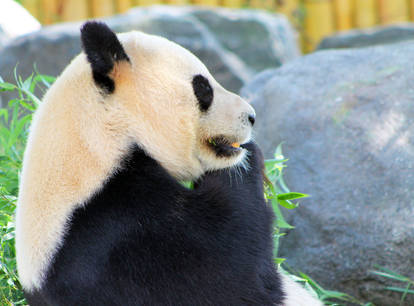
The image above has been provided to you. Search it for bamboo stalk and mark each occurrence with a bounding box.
[249,0,275,10]
[61,0,89,21]
[164,0,188,5]
[134,0,160,6]
[410,0,414,21]
[192,0,219,6]
[354,0,377,28]
[378,0,408,24]
[221,0,243,8]
[275,0,299,19]
[90,0,115,17]
[40,0,59,24]
[333,0,353,31]
[303,0,334,52]
[117,0,132,13]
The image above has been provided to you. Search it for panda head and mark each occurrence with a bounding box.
[79,21,255,180]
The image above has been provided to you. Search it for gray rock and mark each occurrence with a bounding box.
[239,68,277,101]
[318,23,414,50]
[191,9,299,72]
[245,42,414,305]
[0,6,299,107]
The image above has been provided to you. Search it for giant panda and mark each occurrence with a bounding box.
[15,21,322,306]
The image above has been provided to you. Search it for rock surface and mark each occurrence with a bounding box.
[0,5,299,107]
[318,23,414,50]
[243,42,414,305]
[239,68,277,101]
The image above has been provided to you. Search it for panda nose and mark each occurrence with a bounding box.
[248,113,256,126]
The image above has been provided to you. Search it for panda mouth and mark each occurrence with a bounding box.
[207,136,244,157]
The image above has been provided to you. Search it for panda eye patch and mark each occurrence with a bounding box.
[192,75,213,112]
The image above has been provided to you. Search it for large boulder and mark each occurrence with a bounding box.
[318,23,414,50]
[242,42,414,305]
[239,68,278,101]
[0,5,299,107]
[190,9,298,72]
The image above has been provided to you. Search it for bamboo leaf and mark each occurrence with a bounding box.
[271,198,294,229]
[277,192,309,201]
[0,83,15,92]
[277,199,297,210]
[385,286,414,294]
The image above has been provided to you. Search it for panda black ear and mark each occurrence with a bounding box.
[80,21,130,94]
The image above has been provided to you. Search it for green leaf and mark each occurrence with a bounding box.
[385,286,414,294]
[274,258,285,265]
[33,73,55,89]
[274,142,284,158]
[0,109,8,123]
[8,115,31,148]
[271,198,294,229]
[264,158,287,166]
[371,267,412,283]
[21,74,34,93]
[277,192,309,201]
[179,181,194,189]
[0,83,15,92]
[277,199,297,210]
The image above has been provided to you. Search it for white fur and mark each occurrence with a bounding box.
[281,273,323,306]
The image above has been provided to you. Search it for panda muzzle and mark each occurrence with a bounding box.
[208,137,244,157]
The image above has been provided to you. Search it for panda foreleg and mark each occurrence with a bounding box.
[194,143,323,306]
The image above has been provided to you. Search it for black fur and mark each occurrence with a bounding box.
[25,143,284,306]
[80,21,129,94]
[192,75,214,112]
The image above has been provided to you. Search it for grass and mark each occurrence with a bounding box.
[263,145,373,306]
[0,71,54,305]
[0,71,393,305]
[371,266,414,306]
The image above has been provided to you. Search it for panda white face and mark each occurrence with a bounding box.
[193,74,255,173]
[104,28,256,180]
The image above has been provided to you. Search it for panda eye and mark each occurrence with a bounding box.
[192,75,213,112]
